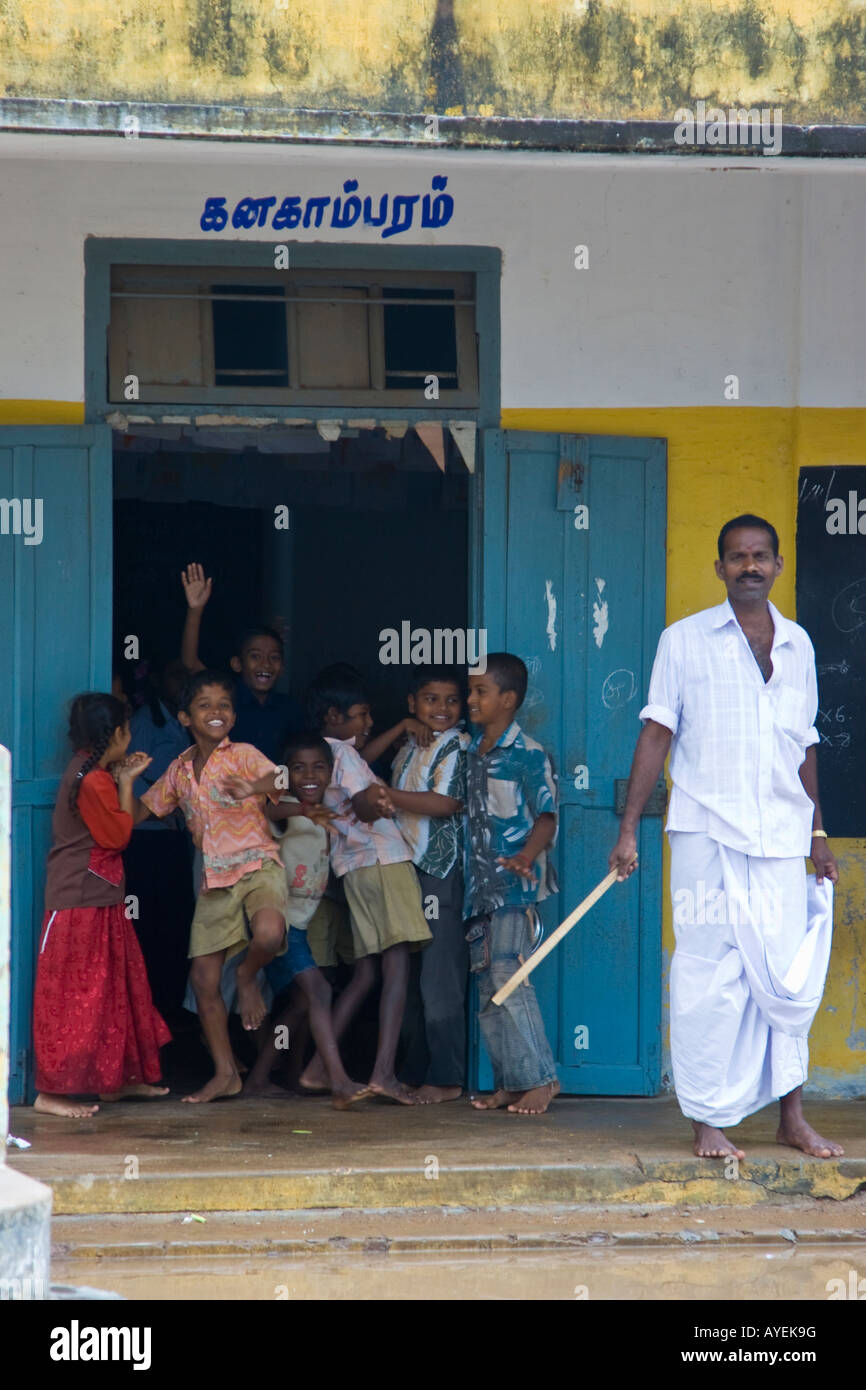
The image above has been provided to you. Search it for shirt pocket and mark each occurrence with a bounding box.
[486,776,520,820]
[775,685,809,740]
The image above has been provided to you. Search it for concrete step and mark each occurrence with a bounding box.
[9,1095,865,1215]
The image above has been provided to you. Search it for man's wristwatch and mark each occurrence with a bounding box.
[811,830,828,838]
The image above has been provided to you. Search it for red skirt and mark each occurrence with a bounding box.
[33,904,172,1094]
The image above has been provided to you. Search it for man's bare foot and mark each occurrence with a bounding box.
[507,1080,560,1115]
[414,1085,463,1104]
[692,1121,745,1159]
[34,1093,99,1118]
[182,1071,243,1103]
[368,1077,419,1105]
[777,1120,844,1158]
[235,973,267,1032]
[470,1089,522,1110]
[99,1084,169,1101]
[331,1083,375,1111]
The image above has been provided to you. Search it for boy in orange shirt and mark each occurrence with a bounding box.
[135,669,318,1103]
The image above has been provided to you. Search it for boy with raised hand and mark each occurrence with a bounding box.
[180,562,303,763]
[464,653,561,1117]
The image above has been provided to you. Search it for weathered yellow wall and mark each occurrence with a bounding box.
[502,406,866,1091]
[1,0,863,123]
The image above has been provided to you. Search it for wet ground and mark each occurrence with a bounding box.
[50,1195,866,1299]
[49,1243,866,1301]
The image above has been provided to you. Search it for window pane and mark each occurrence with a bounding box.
[383,287,457,391]
[212,285,288,388]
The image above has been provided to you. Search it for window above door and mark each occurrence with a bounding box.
[108,265,479,409]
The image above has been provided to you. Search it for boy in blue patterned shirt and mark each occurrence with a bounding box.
[464,653,560,1116]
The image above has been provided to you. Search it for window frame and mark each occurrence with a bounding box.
[91,242,499,421]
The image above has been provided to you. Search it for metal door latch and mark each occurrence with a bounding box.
[614,778,668,816]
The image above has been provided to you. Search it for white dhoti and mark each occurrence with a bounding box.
[668,830,833,1128]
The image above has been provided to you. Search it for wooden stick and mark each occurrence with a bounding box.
[491,865,627,1006]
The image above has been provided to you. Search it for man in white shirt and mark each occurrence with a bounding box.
[609,515,843,1161]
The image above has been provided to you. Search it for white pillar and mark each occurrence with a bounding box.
[0,745,52,1298]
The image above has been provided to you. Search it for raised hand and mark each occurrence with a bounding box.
[181,563,213,610]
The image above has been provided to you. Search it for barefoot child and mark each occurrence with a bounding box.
[375,669,469,1103]
[179,563,303,762]
[296,666,432,1104]
[134,670,290,1103]
[33,693,171,1117]
[465,654,561,1117]
[244,733,372,1109]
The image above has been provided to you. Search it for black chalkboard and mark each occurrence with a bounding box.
[796,468,866,836]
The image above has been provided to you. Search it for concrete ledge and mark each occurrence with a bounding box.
[40,1157,866,1215]
[9,1095,864,1216]
[0,1163,52,1284]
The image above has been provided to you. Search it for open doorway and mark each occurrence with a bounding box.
[112,423,470,1090]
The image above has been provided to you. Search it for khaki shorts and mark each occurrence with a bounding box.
[306,897,355,969]
[189,859,288,961]
[342,861,432,960]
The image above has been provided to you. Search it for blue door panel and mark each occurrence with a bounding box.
[1,427,113,1104]
[474,429,666,1096]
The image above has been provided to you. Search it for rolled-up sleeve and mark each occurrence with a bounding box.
[638,627,682,734]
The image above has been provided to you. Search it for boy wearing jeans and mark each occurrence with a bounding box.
[464,653,560,1116]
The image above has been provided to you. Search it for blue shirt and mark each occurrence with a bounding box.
[229,681,304,764]
[130,700,192,832]
[463,720,558,917]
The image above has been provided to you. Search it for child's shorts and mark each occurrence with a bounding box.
[189,859,288,960]
[342,861,432,959]
[264,926,317,995]
[306,897,355,969]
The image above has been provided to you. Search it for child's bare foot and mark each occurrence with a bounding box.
[34,1093,99,1118]
[242,1076,292,1098]
[368,1077,419,1105]
[470,1089,522,1110]
[414,1085,462,1104]
[182,1071,243,1103]
[235,973,267,1032]
[331,1082,375,1111]
[776,1119,844,1158]
[99,1084,169,1101]
[299,1059,330,1092]
[507,1080,560,1114]
[692,1121,745,1159]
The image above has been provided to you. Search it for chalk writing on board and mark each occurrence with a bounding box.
[831,576,866,633]
[199,177,454,240]
[602,669,637,710]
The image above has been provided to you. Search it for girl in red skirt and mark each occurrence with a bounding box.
[33,692,172,1117]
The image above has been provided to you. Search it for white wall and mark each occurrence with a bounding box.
[0,134,864,409]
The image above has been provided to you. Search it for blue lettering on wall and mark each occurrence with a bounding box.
[199,178,453,238]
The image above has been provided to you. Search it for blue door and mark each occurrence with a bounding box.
[0,427,113,1104]
[473,430,667,1095]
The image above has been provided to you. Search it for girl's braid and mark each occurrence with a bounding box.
[69,726,114,814]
